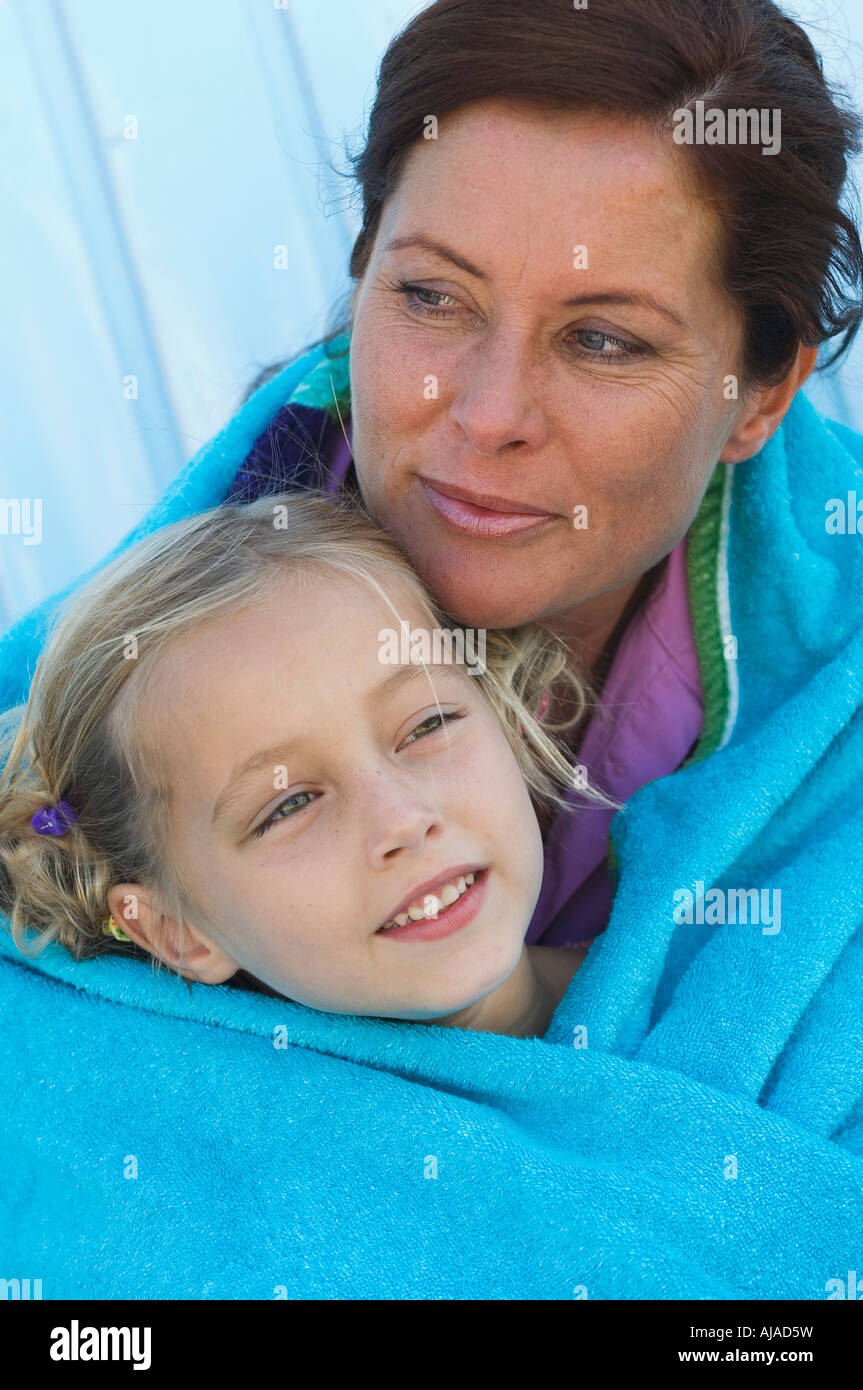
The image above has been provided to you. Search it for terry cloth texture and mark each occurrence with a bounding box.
[0,333,861,1298]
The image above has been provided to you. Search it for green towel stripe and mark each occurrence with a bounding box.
[608,464,730,886]
[684,464,731,765]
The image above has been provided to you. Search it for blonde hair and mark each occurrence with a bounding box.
[0,492,612,964]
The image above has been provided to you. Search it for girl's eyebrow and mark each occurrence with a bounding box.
[212,743,302,826]
[211,666,443,825]
[384,232,687,327]
[377,662,440,697]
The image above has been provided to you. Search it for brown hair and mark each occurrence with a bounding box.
[259,0,861,397]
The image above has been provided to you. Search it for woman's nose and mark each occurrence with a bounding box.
[450,328,547,456]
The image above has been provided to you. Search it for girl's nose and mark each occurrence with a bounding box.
[364,779,445,869]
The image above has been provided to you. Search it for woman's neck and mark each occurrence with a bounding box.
[552,561,666,684]
[540,560,668,754]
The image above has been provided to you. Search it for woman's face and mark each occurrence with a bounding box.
[133,572,543,1020]
[348,100,750,634]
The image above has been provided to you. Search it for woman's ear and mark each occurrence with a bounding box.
[106,884,239,984]
[719,343,819,464]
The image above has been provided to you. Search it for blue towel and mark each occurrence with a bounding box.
[1,341,862,1299]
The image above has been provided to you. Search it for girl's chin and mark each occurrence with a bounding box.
[400,958,525,1022]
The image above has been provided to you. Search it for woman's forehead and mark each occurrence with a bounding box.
[394,99,693,200]
[383,102,723,305]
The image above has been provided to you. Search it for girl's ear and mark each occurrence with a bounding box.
[106,884,239,984]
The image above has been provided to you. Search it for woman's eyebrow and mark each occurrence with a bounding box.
[384,234,686,327]
[561,290,686,328]
[385,233,485,278]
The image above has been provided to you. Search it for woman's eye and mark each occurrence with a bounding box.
[396,281,645,359]
[253,791,315,838]
[398,282,462,319]
[398,710,465,749]
[570,328,644,360]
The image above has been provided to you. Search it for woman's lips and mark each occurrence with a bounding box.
[420,479,559,539]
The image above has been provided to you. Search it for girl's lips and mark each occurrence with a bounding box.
[420,480,558,539]
[375,868,489,942]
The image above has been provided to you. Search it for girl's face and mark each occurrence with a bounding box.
[139,572,544,1020]
[348,99,751,636]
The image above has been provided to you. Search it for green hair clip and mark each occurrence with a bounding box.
[102,914,131,943]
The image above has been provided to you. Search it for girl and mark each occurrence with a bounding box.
[0,493,612,1039]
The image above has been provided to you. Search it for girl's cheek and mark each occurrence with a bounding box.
[469,725,533,810]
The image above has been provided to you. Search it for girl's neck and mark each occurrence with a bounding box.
[427,943,585,1039]
[235,945,584,1039]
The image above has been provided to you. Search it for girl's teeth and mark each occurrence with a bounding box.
[382,872,481,930]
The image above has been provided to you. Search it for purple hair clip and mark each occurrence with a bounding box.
[30,800,77,837]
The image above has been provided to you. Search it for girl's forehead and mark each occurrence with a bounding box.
[141,585,476,813]
[142,569,439,703]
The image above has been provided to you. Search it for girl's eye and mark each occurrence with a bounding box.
[253,790,316,838]
[569,328,645,360]
[398,710,465,749]
[397,282,463,319]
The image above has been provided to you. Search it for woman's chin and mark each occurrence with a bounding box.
[407,553,551,630]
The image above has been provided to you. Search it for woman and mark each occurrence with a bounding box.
[1,0,862,1300]
[229,0,862,954]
